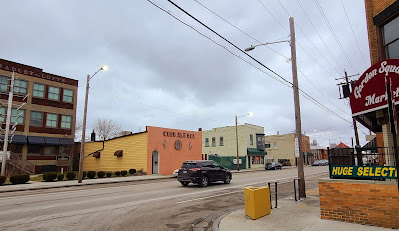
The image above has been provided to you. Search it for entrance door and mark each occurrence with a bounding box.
[152,151,159,174]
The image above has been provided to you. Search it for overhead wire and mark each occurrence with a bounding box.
[313,0,359,74]
[256,0,338,80]
[149,0,352,124]
[340,0,369,68]
[276,0,343,76]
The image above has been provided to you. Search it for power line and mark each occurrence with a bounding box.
[340,0,369,68]
[313,0,359,74]
[276,0,342,76]
[256,0,338,79]
[148,0,352,124]
[295,0,345,72]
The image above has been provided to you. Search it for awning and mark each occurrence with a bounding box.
[45,137,61,145]
[0,135,27,144]
[60,138,75,145]
[27,136,46,145]
[247,148,267,156]
[12,135,27,144]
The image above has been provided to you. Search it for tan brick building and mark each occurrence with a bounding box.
[0,58,77,173]
[202,124,265,169]
[265,132,311,166]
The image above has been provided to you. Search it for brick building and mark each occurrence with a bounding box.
[0,58,77,174]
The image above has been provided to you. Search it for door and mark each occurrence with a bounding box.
[212,162,224,181]
[152,151,159,174]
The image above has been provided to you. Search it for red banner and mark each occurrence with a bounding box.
[350,59,399,116]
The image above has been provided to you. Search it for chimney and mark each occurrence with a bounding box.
[198,128,202,131]
[91,130,96,142]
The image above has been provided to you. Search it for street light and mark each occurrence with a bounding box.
[77,65,108,183]
[235,112,253,171]
[244,17,306,198]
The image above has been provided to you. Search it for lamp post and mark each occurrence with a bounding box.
[235,112,253,171]
[245,17,305,198]
[78,65,108,183]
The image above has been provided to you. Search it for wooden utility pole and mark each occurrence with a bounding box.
[235,115,240,171]
[290,17,306,198]
[344,71,362,166]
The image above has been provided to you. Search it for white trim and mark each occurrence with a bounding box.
[352,104,388,117]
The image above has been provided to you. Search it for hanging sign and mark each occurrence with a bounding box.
[350,59,399,116]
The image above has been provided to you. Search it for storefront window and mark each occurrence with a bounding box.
[251,156,264,164]
[28,145,41,155]
[44,146,57,156]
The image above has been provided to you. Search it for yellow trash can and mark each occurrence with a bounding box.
[244,186,271,220]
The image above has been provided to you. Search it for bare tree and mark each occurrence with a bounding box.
[92,118,122,141]
[74,120,83,141]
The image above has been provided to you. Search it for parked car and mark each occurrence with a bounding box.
[173,169,179,177]
[177,160,232,187]
[312,160,321,166]
[265,162,282,170]
[319,159,329,166]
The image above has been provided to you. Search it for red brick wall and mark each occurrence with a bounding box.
[364,0,397,65]
[319,179,399,229]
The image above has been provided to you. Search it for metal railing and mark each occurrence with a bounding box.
[328,147,397,180]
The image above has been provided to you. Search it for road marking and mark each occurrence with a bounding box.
[177,191,237,204]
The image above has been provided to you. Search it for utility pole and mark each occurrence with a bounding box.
[235,115,240,171]
[1,72,15,176]
[290,17,306,198]
[344,71,362,166]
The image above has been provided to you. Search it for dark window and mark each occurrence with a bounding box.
[383,16,399,58]
[265,143,271,148]
[181,163,198,169]
[28,145,41,154]
[250,134,254,145]
[44,146,57,156]
[212,137,216,147]
[220,136,224,146]
[30,111,43,126]
[205,138,209,147]
[114,150,123,157]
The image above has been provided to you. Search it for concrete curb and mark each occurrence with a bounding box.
[212,206,244,231]
[0,176,175,193]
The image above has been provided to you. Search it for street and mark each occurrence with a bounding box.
[0,166,329,231]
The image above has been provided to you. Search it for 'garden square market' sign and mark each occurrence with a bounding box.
[350,59,399,116]
[331,166,397,179]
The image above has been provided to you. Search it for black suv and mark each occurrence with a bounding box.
[177,160,232,187]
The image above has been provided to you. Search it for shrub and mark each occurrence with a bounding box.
[66,172,76,180]
[97,171,105,178]
[106,172,112,177]
[129,169,136,175]
[10,174,30,184]
[43,172,58,182]
[83,171,87,179]
[57,174,64,181]
[115,171,121,176]
[87,171,96,179]
[0,176,6,186]
[121,170,127,176]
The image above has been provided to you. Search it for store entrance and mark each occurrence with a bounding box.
[152,151,159,174]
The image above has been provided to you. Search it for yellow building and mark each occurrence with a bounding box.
[83,132,148,172]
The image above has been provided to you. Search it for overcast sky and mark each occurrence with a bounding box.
[0,0,371,147]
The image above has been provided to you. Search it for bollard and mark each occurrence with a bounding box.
[293,178,301,201]
[268,182,278,209]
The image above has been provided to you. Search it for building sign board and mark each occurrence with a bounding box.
[233,159,242,165]
[331,165,397,179]
[163,130,195,139]
[294,137,299,158]
[56,156,70,166]
[350,59,399,116]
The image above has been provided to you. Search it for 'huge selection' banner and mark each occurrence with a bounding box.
[331,166,397,179]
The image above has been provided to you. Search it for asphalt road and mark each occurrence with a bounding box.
[0,166,329,231]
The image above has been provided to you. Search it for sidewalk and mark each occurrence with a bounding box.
[0,174,174,193]
[216,189,392,231]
